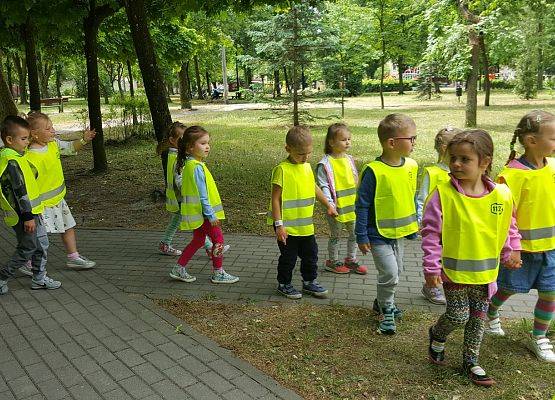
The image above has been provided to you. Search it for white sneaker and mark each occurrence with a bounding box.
[485,317,505,336]
[0,279,8,295]
[169,265,196,283]
[527,336,555,363]
[67,255,96,269]
[19,261,33,277]
[31,276,61,290]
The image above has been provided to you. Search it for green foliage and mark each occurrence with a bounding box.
[489,79,515,89]
[363,78,416,93]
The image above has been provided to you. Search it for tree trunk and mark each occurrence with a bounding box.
[274,70,280,98]
[479,32,490,107]
[283,67,290,94]
[0,56,18,119]
[6,56,14,98]
[301,65,305,91]
[55,64,62,98]
[194,56,203,99]
[178,62,192,109]
[397,57,404,95]
[465,28,479,127]
[234,50,240,99]
[205,71,211,94]
[21,17,41,111]
[126,59,138,125]
[84,2,111,172]
[13,55,28,105]
[537,20,544,90]
[37,51,51,98]
[116,62,124,95]
[292,64,299,126]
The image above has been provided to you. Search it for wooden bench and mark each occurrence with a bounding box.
[40,97,69,113]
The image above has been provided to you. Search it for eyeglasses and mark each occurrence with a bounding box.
[393,135,417,144]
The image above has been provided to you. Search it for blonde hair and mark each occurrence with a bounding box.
[434,126,461,162]
[324,123,349,154]
[286,125,312,149]
[156,121,186,155]
[377,114,415,143]
[507,110,555,163]
[26,111,50,130]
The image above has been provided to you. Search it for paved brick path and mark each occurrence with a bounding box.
[1,224,538,400]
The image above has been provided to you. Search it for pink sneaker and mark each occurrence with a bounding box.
[344,258,368,275]
[159,242,182,256]
[324,260,350,274]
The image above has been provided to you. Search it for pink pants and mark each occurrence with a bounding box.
[177,219,224,270]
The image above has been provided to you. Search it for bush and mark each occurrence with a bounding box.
[105,95,152,142]
[490,79,516,90]
[362,78,417,93]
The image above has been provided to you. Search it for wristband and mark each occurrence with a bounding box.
[80,138,87,145]
[274,220,284,227]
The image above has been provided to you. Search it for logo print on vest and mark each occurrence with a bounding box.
[490,203,504,215]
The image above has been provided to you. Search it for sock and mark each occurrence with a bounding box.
[487,288,514,319]
[533,291,555,337]
[67,252,80,260]
[431,340,445,353]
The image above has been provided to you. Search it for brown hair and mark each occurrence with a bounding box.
[26,111,50,130]
[434,126,461,162]
[324,123,350,154]
[377,113,415,143]
[176,125,209,173]
[285,125,312,148]
[156,121,186,155]
[448,129,494,176]
[507,110,555,163]
[1,115,30,143]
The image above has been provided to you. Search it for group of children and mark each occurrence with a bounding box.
[1,108,554,388]
[0,113,96,295]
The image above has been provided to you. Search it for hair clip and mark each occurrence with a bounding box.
[536,114,542,123]
[445,125,453,131]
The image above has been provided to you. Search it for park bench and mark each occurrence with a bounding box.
[40,97,69,113]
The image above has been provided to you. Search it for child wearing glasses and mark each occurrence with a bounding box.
[355,113,419,335]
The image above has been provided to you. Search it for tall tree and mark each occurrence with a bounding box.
[0,53,18,118]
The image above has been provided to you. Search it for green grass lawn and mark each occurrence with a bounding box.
[52,91,555,232]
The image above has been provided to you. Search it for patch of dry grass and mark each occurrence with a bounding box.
[157,298,555,400]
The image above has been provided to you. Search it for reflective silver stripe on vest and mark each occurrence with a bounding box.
[39,182,66,202]
[283,217,313,227]
[3,209,18,218]
[336,187,356,198]
[519,226,555,241]
[283,198,315,209]
[337,204,355,215]
[181,214,204,224]
[183,195,200,204]
[166,198,179,207]
[212,204,224,213]
[443,257,498,272]
[379,214,417,229]
[29,196,42,208]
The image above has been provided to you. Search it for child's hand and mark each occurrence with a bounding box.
[210,218,221,227]
[504,250,522,269]
[425,275,442,288]
[327,205,338,217]
[276,226,287,245]
[83,128,96,142]
[358,242,371,255]
[23,219,36,234]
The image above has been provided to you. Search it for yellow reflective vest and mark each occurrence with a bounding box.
[364,158,418,239]
[180,158,224,231]
[497,157,555,252]
[165,149,180,213]
[0,148,44,226]
[423,165,450,196]
[268,160,315,236]
[25,141,66,207]
[330,156,357,223]
[438,181,513,284]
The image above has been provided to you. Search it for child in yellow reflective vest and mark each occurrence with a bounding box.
[269,126,337,300]
[486,110,555,363]
[422,129,521,386]
[417,126,461,305]
[0,116,61,294]
[316,123,367,275]
[169,126,238,284]
[22,112,96,272]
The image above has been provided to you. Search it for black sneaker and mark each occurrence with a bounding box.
[302,280,328,298]
[276,284,302,300]
[428,326,446,365]
[463,362,495,387]
[373,298,403,319]
[377,307,396,335]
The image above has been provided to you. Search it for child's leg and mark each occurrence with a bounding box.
[431,283,470,341]
[533,291,555,337]
[345,221,357,260]
[61,228,78,254]
[370,242,401,309]
[463,285,489,366]
[177,222,209,267]
[160,213,180,245]
[298,235,318,282]
[30,217,49,282]
[277,236,300,285]
[487,288,515,318]
[326,214,340,262]
[204,223,224,270]
[0,220,39,281]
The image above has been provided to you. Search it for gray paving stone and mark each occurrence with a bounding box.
[99,335,129,353]
[231,375,269,398]
[36,378,69,400]
[71,354,101,375]
[184,382,220,400]
[102,388,133,400]
[127,337,157,356]
[222,388,254,400]
[131,363,166,385]
[115,348,146,368]
[197,370,234,394]
[59,341,87,360]
[87,346,117,365]
[7,374,40,399]
[68,382,103,400]
[25,361,56,384]
[151,379,190,400]
[42,351,71,369]
[0,390,15,400]
[102,359,134,382]
[13,347,41,366]
[74,333,102,350]
[54,365,86,388]
[85,369,119,394]
[162,365,196,388]
[118,376,156,399]
[0,360,26,381]
[143,352,176,371]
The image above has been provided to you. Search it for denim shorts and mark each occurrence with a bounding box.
[497,250,555,293]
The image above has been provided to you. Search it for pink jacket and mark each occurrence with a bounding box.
[421,175,521,298]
